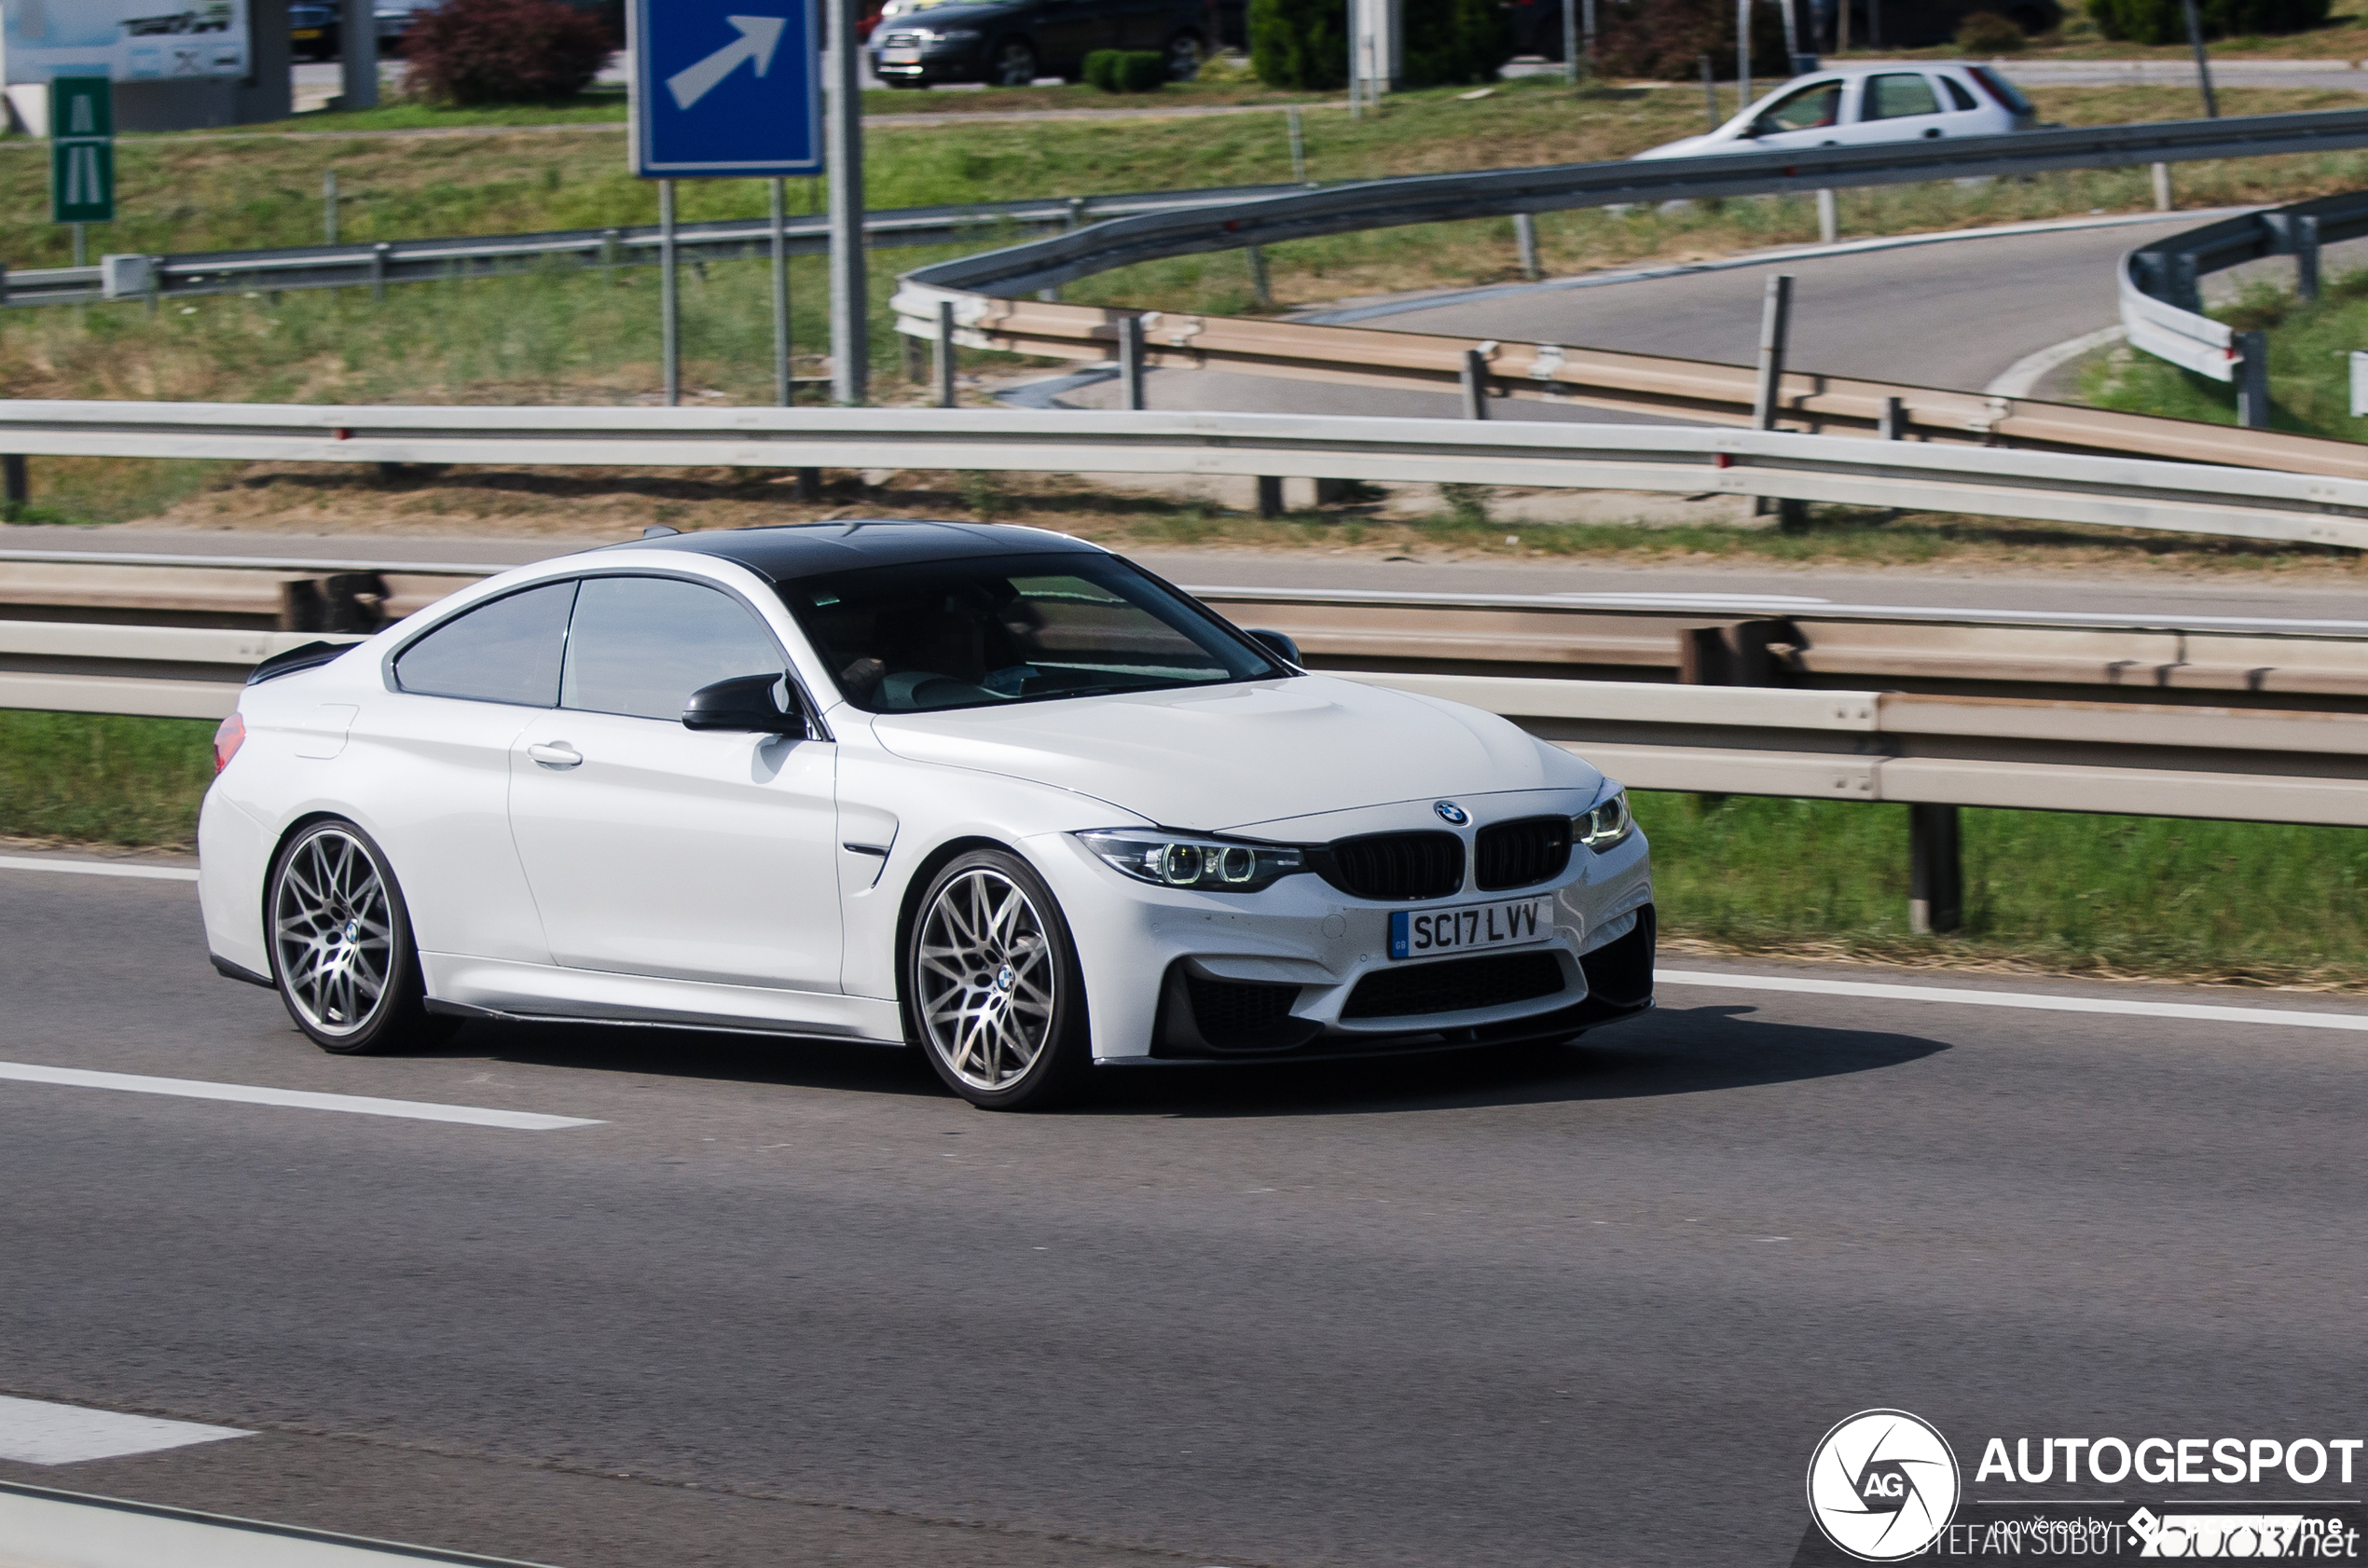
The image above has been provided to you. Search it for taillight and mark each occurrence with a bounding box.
[213,711,246,774]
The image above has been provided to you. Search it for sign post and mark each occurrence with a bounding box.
[51,77,116,268]
[627,0,824,406]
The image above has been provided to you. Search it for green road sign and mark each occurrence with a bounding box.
[51,77,116,225]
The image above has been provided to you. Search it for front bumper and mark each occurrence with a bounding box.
[1031,814,1655,1064]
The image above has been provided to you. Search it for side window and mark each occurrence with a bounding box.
[393,581,576,707]
[1863,73,1942,121]
[1756,80,1842,133]
[1942,76,1978,111]
[561,576,784,722]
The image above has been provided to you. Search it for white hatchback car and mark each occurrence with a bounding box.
[199,523,1656,1109]
[1634,62,2038,160]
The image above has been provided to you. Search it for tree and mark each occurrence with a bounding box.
[405,0,615,106]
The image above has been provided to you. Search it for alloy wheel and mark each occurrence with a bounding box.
[272,827,394,1038]
[914,867,1057,1092]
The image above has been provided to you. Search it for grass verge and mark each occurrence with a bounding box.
[8,710,2362,988]
[2087,268,2368,438]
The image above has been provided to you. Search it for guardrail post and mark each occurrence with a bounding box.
[934,299,957,407]
[2236,329,2271,428]
[323,170,339,246]
[1256,476,1284,517]
[1909,803,1962,935]
[370,242,390,304]
[797,468,822,502]
[1879,395,1906,440]
[1515,213,1539,282]
[2,454,27,520]
[1461,349,1491,420]
[1752,273,1793,432]
[2151,162,2172,212]
[1700,52,1717,130]
[600,228,620,283]
[1815,188,1837,245]
[1119,314,1147,410]
[1246,245,1273,309]
[2296,213,2321,303]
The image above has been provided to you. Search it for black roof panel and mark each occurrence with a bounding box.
[613,521,1104,581]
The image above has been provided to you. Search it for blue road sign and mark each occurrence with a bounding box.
[629,0,822,178]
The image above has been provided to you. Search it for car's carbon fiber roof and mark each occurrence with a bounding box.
[613,521,1104,581]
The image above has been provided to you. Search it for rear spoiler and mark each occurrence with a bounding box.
[246,640,355,686]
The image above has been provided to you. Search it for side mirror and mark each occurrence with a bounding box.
[1246,628,1303,668]
[683,673,808,736]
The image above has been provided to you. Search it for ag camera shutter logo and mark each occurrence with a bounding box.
[1807,1409,1962,1561]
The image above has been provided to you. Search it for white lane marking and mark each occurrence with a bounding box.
[1659,969,2368,1033]
[0,1396,252,1465]
[0,1062,602,1130]
[0,855,200,883]
[1984,323,2127,398]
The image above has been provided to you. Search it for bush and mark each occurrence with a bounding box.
[1401,0,1513,86]
[1592,0,1790,85]
[1084,48,1168,90]
[1956,10,2027,49]
[404,0,614,106]
[1250,0,1347,89]
[1250,0,1505,89]
[2086,0,2330,42]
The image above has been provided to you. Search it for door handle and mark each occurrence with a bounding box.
[528,741,583,769]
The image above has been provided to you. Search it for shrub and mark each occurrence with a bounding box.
[1401,0,1513,86]
[404,0,614,106]
[1592,0,1790,85]
[2086,0,2330,42]
[1250,0,1505,89]
[1250,0,1347,89]
[1955,10,2027,49]
[1085,48,1168,90]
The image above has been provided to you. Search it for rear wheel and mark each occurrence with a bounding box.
[267,819,446,1055]
[905,850,1089,1109]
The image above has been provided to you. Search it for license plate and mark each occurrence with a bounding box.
[1389,898,1550,960]
[882,47,921,62]
[294,26,322,35]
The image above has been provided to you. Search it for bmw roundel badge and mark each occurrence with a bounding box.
[1434,800,1469,825]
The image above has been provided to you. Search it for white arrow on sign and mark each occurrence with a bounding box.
[666,15,790,111]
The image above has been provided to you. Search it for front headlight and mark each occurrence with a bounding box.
[1077,829,1305,893]
[1576,790,1632,851]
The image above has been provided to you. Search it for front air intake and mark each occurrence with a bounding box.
[1317,831,1465,901]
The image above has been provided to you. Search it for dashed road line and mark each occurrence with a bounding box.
[0,1063,602,1130]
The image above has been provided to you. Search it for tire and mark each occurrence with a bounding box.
[267,818,446,1055]
[1164,30,1203,80]
[989,38,1038,86]
[903,849,1090,1109]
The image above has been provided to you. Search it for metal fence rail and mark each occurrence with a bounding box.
[5,400,2368,549]
[2120,187,2368,382]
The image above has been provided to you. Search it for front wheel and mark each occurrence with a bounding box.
[989,38,1038,86]
[905,849,1089,1109]
[268,819,445,1055]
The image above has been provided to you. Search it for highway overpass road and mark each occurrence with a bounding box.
[6,861,2368,1566]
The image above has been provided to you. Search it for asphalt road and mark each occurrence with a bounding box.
[7,861,2368,1566]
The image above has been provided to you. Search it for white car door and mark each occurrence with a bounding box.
[1738,76,1850,152]
[507,572,843,995]
[1846,70,1952,145]
[369,579,577,966]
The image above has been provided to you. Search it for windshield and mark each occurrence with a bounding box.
[778,552,1284,714]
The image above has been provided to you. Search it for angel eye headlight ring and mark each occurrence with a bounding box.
[1577,790,1632,851]
[1078,831,1306,894]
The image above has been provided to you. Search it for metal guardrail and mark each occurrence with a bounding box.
[2120,188,2368,382]
[5,400,2368,549]
[7,593,2364,826]
[0,182,1314,309]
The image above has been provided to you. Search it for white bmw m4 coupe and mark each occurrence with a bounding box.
[200,522,1656,1108]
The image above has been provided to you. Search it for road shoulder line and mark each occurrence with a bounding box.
[1660,968,2368,1030]
[0,1062,602,1130]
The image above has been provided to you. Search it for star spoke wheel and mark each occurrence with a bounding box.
[266,819,444,1055]
[906,851,1085,1109]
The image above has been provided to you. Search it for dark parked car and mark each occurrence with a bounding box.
[290,0,338,61]
[869,0,1214,86]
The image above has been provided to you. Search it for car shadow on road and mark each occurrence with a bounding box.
[404,1002,1945,1115]
[1076,1003,1950,1118]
